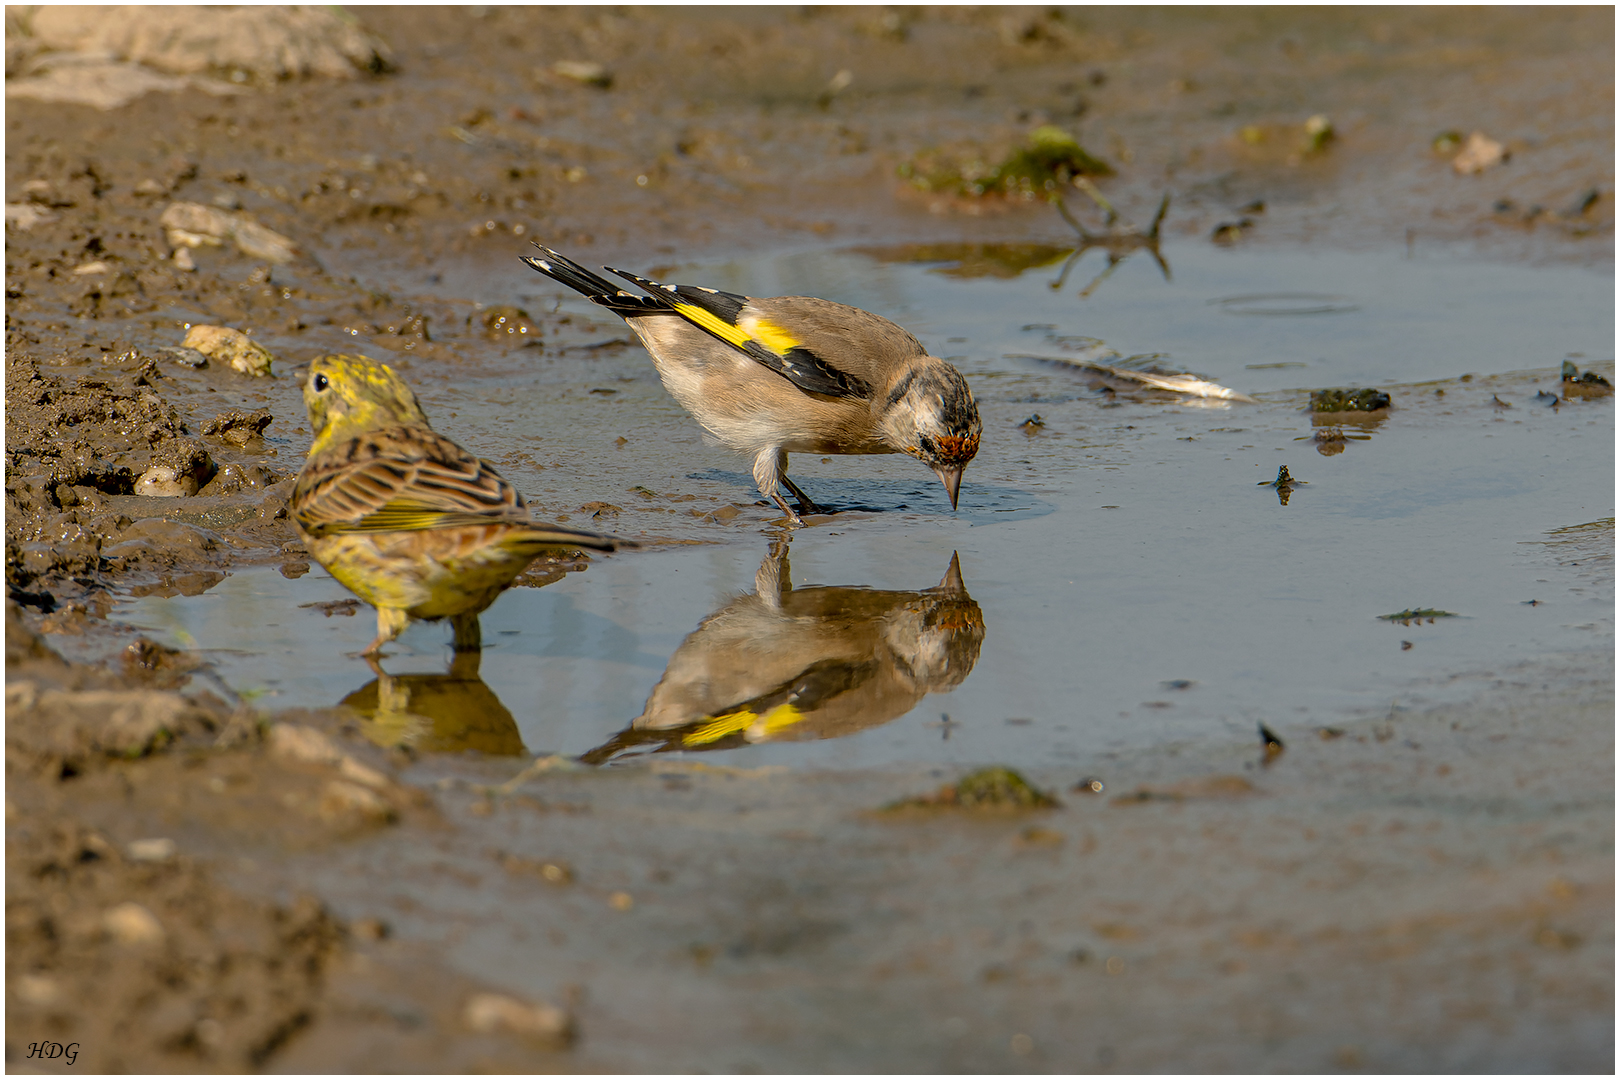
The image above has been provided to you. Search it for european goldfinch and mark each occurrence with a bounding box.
[291,353,622,657]
[521,245,982,522]
[579,541,984,763]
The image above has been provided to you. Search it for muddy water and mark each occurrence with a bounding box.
[119,240,1614,768]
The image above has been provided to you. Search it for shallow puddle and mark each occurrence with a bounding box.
[120,241,1614,768]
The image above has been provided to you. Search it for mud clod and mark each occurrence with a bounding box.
[201,407,274,445]
[1560,360,1613,397]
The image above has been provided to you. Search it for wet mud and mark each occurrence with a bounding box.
[5,6,1614,1072]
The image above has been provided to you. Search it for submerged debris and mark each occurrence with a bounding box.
[1259,465,1304,506]
[1259,723,1285,765]
[1311,388,1391,413]
[1024,352,1254,403]
[1018,414,1045,430]
[1378,608,1458,626]
[1211,218,1255,244]
[1297,424,1373,456]
[1050,179,1171,297]
[301,599,361,618]
[885,766,1059,812]
[1259,465,1304,489]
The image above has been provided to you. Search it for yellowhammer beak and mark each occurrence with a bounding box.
[934,465,963,511]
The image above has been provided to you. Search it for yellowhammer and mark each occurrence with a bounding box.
[290,353,624,657]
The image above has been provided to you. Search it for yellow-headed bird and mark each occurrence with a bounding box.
[291,353,622,657]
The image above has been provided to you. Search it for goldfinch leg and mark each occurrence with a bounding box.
[450,612,483,653]
[753,447,801,523]
[779,474,824,516]
[362,606,412,658]
[768,491,805,527]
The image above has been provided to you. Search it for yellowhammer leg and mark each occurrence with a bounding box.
[363,606,412,657]
[450,612,482,653]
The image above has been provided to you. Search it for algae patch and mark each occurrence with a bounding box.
[1310,388,1391,412]
[900,125,1111,200]
[884,766,1060,812]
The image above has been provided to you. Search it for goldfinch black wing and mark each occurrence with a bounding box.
[605,267,874,399]
[293,425,525,537]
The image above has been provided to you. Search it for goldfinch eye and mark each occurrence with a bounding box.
[312,373,329,392]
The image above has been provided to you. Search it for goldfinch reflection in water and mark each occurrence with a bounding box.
[580,542,985,764]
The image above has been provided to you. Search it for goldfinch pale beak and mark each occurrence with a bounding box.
[934,466,963,510]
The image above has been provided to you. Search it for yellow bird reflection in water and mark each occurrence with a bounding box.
[339,652,526,756]
[581,540,985,764]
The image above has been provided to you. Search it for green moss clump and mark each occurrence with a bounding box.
[991,126,1113,192]
[885,766,1059,812]
[955,766,1058,808]
[1310,388,1391,412]
[900,126,1111,200]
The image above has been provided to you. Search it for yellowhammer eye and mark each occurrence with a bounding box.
[313,373,329,392]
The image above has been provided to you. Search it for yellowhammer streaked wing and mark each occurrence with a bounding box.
[293,425,525,537]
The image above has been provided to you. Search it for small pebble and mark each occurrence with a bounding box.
[319,780,393,824]
[463,992,574,1045]
[269,723,342,765]
[103,901,165,945]
[182,324,274,376]
[127,837,177,862]
[15,974,58,1005]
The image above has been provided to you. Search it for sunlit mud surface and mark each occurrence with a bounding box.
[8,7,1612,1070]
[120,243,1614,768]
